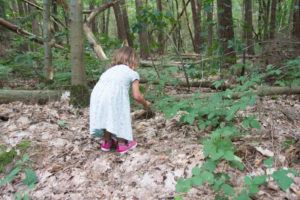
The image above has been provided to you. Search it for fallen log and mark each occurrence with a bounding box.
[174,86,300,100]
[0,90,64,104]
[0,18,67,51]
[1,87,299,104]
[139,78,234,90]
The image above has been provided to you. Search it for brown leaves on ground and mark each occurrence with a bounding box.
[0,95,300,199]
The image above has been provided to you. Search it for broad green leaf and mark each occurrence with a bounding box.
[233,189,251,200]
[250,120,261,129]
[175,178,191,193]
[221,184,234,196]
[0,167,21,187]
[22,169,38,186]
[253,175,267,185]
[174,196,183,200]
[191,176,203,186]
[224,151,235,161]
[263,157,273,168]
[23,194,30,200]
[200,159,217,172]
[192,167,201,176]
[271,169,298,191]
[201,171,215,184]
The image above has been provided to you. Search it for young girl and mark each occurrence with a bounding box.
[90,46,151,154]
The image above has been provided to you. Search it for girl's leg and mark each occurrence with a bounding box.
[104,130,112,142]
[118,138,126,144]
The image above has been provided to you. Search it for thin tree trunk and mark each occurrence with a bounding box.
[156,0,164,54]
[120,0,133,47]
[53,0,59,33]
[292,0,300,39]
[263,0,271,40]
[83,24,108,60]
[269,0,277,39]
[43,0,53,80]
[191,0,203,53]
[217,0,236,67]
[17,1,25,16]
[183,0,196,52]
[89,4,98,34]
[244,0,254,55]
[70,0,87,86]
[113,2,126,42]
[105,7,110,35]
[135,0,150,59]
[207,1,213,55]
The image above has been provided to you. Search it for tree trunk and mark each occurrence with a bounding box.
[217,0,236,67]
[120,0,133,47]
[207,1,213,55]
[191,0,203,53]
[263,0,271,40]
[113,2,126,42]
[183,0,196,52]
[156,0,164,54]
[269,0,277,39]
[135,0,150,59]
[29,0,40,36]
[70,0,87,86]
[89,3,98,34]
[43,0,53,80]
[292,0,300,39]
[83,23,108,60]
[105,7,110,35]
[244,0,254,55]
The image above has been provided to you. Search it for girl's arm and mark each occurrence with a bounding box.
[132,80,151,109]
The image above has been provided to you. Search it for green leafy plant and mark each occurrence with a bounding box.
[0,154,38,200]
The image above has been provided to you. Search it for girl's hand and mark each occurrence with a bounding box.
[144,101,151,110]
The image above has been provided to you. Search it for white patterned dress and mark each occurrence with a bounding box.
[89,64,140,141]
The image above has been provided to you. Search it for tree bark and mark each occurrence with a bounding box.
[183,0,196,51]
[29,0,40,36]
[206,1,213,55]
[89,3,98,34]
[0,90,64,104]
[43,0,53,80]
[174,86,300,100]
[263,0,271,40]
[1,87,300,104]
[135,0,150,59]
[217,0,236,67]
[0,18,67,50]
[120,0,133,47]
[83,23,108,60]
[113,2,127,42]
[156,0,164,54]
[269,0,277,39]
[244,0,254,55]
[292,0,300,39]
[191,0,203,53]
[70,0,87,86]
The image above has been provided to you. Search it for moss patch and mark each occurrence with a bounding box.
[70,84,90,108]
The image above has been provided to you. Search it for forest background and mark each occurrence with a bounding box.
[0,0,300,199]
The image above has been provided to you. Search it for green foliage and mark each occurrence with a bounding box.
[271,169,298,191]
[0,147,17,173]
[0,153,37,200]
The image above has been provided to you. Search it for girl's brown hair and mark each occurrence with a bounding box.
[111,46,139,71]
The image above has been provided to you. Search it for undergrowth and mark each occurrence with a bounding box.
[153,68,299,199]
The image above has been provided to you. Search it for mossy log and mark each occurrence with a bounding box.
[174,86,300,100]
[0,87,299,104]
[0,90,64,104]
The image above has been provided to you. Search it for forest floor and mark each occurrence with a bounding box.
[0,88,300,200]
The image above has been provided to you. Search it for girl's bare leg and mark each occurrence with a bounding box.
[104,130,112,142]
[118,138,126,144]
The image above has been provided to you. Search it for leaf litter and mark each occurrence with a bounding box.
[0,94,299,200]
